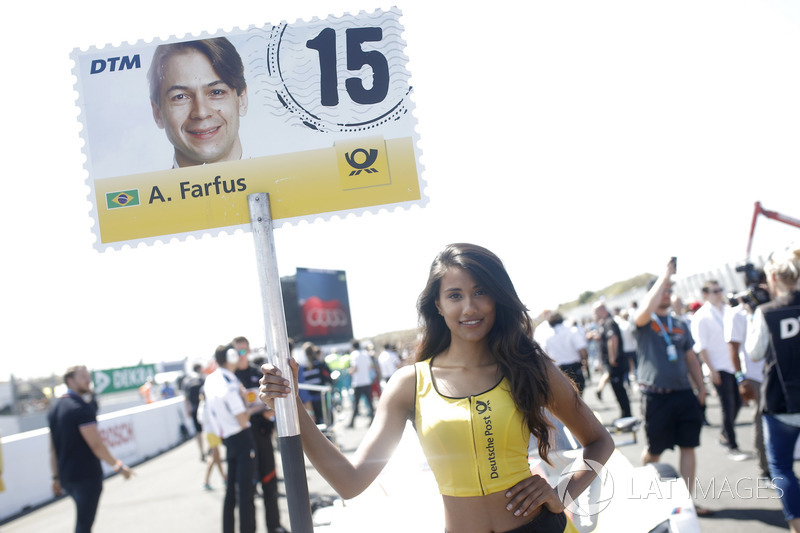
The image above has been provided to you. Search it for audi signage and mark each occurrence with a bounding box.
[282,268,354,345]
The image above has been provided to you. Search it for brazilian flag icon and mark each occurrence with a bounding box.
[106,189,140,209]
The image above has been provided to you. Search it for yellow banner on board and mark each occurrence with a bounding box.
[95,136,419,244]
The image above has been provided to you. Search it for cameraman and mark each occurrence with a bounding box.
[746,245,800,533]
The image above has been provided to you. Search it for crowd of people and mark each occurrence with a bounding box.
[176,336,415,533]
[187,244,798,533]
[177,337,412,533]
[292,339,410,429]
[528,249,800,529]
[44,242,799,533]
[257,243,800,532]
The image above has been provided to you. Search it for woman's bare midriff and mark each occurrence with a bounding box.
[442,491,543,533]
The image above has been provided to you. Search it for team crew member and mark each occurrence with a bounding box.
[204,345,256,533]
[260,243,613,533]
[232,336,286,533]
[48,365,133,533]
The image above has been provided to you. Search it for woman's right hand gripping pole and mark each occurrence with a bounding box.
[258,358,298,409]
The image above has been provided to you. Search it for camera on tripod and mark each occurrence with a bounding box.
[730,262,770,309]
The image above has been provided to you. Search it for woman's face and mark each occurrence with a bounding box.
[435,267,496,345]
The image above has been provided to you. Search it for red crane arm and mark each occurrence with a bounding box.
[746,201,800,259]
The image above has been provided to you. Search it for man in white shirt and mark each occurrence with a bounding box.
[348,340,375,428]
[614,307,638,381]
[378,343,402,383]
[204,344,256,533]
[726,301,769,477]
[691,280,746,460]
[534,312,588,395]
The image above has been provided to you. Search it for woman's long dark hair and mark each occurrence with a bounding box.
[415,243,557,463]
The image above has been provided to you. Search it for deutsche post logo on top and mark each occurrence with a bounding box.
[335,137,391,190]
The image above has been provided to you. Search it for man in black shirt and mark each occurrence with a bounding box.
[593,302,632,420]
[48,365,133,532]
[301,342,333,425]
[183,363,206,461]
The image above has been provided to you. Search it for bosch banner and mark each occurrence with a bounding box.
[72,7,425,251]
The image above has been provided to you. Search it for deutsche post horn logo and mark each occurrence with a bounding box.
[344,148,379,176]
[475,400,492,414]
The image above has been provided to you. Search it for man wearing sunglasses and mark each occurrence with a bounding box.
[232,337,287,533]
[691,280,748,461]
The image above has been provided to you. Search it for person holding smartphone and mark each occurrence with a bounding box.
[633,257,711,515]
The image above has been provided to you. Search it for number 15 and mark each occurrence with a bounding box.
[306,27,390,107]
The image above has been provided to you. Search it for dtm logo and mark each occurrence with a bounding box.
[344,148,379,176]
[90,55,141,74]
[780,316,800,339]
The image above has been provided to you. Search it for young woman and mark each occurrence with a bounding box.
[259,243,614,532]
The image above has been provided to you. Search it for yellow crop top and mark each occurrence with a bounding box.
[414,360,532,497]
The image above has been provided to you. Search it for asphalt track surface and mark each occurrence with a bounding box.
[1,373,792,533]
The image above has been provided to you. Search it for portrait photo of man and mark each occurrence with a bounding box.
[147,37,249,168]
